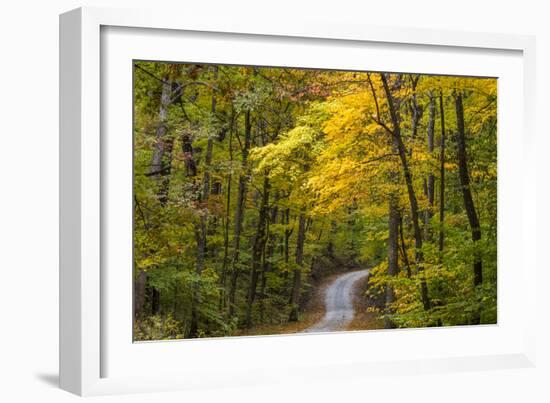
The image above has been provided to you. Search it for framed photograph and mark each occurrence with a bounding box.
[60,6,537,396]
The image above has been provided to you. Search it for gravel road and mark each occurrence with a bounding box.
[304,269,369,333]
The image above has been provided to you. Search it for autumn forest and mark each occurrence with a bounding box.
[133,61,497,340]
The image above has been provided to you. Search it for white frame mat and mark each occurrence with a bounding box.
[60,6,537,396]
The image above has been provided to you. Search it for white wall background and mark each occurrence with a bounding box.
[0,1,547,401]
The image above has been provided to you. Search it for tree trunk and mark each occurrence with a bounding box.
[196,71,218,266]
[134,269,148,319]
[424,93,436,242]
[245,175,270,327]
[284,208,292,265]
[454,92,482,323]
[228,110,252,316]
[385,196,400,329]
[136,74,173,318]
[181,132,197,178]
[183,128,203,338]
[438,92,446,255]
[260,195,279,321]
[399,212,411,278]
[288,213,306,322]
[409,75,422,140]
[202,67,217,202]
[150,74,174,205]
[150,289,160,316]
[380,74,430,311]
[219,117,234,310]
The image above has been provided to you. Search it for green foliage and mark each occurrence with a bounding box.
[134,315,184,341]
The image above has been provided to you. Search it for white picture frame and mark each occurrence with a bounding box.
[60,6,537,396]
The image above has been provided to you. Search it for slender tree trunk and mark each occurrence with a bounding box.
[259,198,278,322]
[134,270,148,319]
[219,174,231,310]
[380,74,430,311]
[409,75,422,140]
[196,71,217,265]
[288,213,306,322]
[228,182,246,315]
[327,220,336,259]
[284,209,292,265]
[219,118,234,310]
[194,68,218,311]
[183,129,203,338]
[424,94,436,242]
[245,175,270,327]
[150,75,174,205]
[385,196,400,329]
[454,92,482,324]
[259,244,268,322]
[133,195,151,319]
[439,92,446,255]
[181,132,197,177]
[136,74,173,318]
[399,212,412,278]
[202,67,217,203]
[228,110,252,316]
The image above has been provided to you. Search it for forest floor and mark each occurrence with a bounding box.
[237,269,382,337]
[347,275,384,331]
[236,276,330,336]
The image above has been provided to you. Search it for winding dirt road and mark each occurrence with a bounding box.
[304,269,369,333]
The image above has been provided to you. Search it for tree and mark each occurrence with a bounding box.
[454,90,482,323]
[377,73,431,311]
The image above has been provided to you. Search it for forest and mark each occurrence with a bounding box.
[133,61,497,340]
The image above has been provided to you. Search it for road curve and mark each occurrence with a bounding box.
[304,269,369,333]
